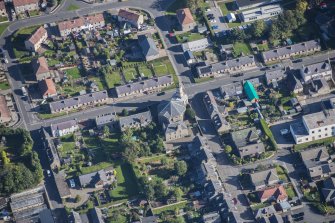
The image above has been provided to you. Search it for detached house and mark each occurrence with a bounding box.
[117,9,144,29]
[138,34,160,61]
[78,170,111,189]
[176,8,196,32]
[25,26,48,52]
[248,168,279,190]
[230,127,265,159]
[50,119,79,137]
[32,57,50,81]
[258,185,288,203]
[38,78,57,99]
[13,0,39,14]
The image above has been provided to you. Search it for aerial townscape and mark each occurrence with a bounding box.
[0,0,335,222]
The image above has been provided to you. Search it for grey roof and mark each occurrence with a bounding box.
[119,110,152,130]
[54,170,71,198]
[300,147,330,169]
[138,34,159,58]
[262,40,321,61]
[42,128,60,167]
[115,75,173,97]
[203,91,230,132]
[249,168,279,187]
[158,98,186,122]
[231,127,259,148]
[238,142,265,158]
[265,69,286,83]
[303,110,335,131]
[322,177,335,202]
[202,211,221,223]
[89,207,104,223]
[259,214,284,223]
[182,38,210,51]
[290,121,308,138]
[95,113,116,127]
[165,121,187,134]
[78,170,108,187]
[241,4,282,20]
[50,119,78,132]
[300,60,331,80]
[49,90,108,112]
[220,82,243,98]
[197,55,255,76]
[39,209,55,223]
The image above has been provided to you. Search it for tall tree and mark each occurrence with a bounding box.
[174,160,188,176]
[296,0,308,14]
[251,20,266,38]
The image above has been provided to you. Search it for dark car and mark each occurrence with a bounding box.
[293,58,303,63]
[157,92,165,96]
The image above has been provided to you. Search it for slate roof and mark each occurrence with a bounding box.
[158,98,186,122]
[50,119,78,132]
[49,90,108,112]
[165,121,187,134]
[79,170,108,187]
[119,110,152,129]
[249,168,279,187]
[300,146,330,168]
[265,69,286,83]
[300,60,331,80]
[182,38,210,51]
[39,209,55,223]
[115,75,173,97]
[176,8,195,25]
[53,170,71,198]
[262,40,320,61]
[197,55,255,76]
[0,95,11,121]
[138,34,159,58]
[255,205,277,219]
[220,82,243,98]
[231,127,259,148]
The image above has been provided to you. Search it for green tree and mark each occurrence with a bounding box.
[251,20,266,38]
[161,157,168,166]
[173,187,183,201]
[152,136,165,153]
[121,109,129,116]
[1,151,10,165]
[187,0,201,11]
[155,180,168,199]
[224,145,232,154]
[296,0,308,13]
[269,22,281,44]
[230,28,247,42]
[174,160,188,176]
[75,195,81,203]
[103,125,110,137]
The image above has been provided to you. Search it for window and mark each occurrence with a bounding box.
[325,128,328,131]
[312,131,315,134]
[325,134,328,137]
[319,135,322,138]
[319,129,321,132]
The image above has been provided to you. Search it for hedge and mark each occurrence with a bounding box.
[260,119,278,151]
[293,136,335,151]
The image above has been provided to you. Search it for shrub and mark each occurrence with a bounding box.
[260,119,278,151]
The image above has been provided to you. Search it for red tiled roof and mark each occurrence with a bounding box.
[38,78,57,96]
[176,8,195,25]
[258,185,288,202]
[13,0,38,7]
[33,57,49,76]
[118,9,140,23]
[0,95,10,121]
[58,14,104,31]
[27,26,47,45]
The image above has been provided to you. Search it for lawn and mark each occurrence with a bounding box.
[104,71,122,88]
[12,25,39,57]
[47,58,62,67]
[0,81,10,90]
[123,68,138,82]
[285,184,297,200]
[138,66,153,78]
[233,42,251,57]
[58,84,86,96]
[0,23,9,36]
[153,64,168,76]
[64,67,81,79]
[81,162,112,175]
[176,32,204,43]
[109,163,139,200]
[89,76,105,91]
[275,165,289,182]
[37,111,68,120]
[152,200,189,215]
[257,43,269,52]
[67,4,80,11]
